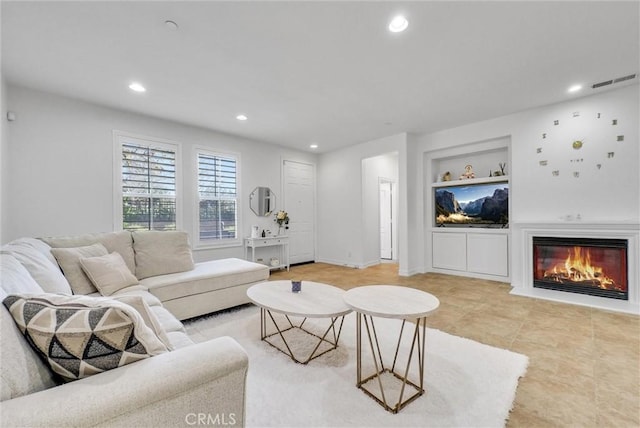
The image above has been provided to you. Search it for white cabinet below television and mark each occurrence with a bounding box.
[432,233,467,271]
[432,230,509,280]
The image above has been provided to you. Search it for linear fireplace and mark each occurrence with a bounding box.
[532,237,628,300]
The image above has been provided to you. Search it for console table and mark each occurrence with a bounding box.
[244,236,290,271]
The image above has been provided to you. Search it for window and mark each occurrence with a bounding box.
[197,149,239,245]
[114,132,181,231]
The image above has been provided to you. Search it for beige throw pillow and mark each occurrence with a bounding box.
[80,252,138,296]
[132,231,195,279]
[50,243,109,295]
[3,293,168,382]
[41,231,136,275]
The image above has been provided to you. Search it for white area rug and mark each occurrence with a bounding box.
[185,306,528,428]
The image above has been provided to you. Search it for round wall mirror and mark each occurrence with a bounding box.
[250,187,275,216]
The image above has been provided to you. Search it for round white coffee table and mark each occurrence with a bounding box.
[247,280,352,364]
[343,285,440,413]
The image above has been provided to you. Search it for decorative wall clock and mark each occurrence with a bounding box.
[537,110,623,178]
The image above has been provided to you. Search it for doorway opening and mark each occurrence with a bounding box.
[379,178,397,261]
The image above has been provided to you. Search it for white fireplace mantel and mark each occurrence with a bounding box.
[510,222,640,314]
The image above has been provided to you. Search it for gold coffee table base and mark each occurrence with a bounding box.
[356,313,426,414]
[260,308,345,364]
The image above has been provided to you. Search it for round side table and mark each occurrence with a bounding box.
[247,280,352,364]
[343,285,440,413]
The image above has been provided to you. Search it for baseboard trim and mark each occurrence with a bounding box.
[399,266,424,277]
[315,258,361,269]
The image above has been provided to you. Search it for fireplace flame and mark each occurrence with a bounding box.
[544,246,617,289]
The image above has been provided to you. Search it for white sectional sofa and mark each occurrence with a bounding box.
[0,231,270,427]
[39,230,270,321]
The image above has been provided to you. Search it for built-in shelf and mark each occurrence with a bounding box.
[426,137,511,282]
[432,175,509,188]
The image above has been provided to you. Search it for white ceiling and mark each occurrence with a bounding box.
[2,1,638,153]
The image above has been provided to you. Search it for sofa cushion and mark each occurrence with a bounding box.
[0,254,44,295]
[141,258,269,302]
[80,252,138,296]
[51,243,109,295]
[3,293,168,382]
[0,289,58,400]
[1,242,72,295]
[165,331,195,350]
[132,231,195,279]
[6,237,58,265]
[111,295,173,350]
[41,231,136,276]
[111,285,162,307]
[150,305,187,335]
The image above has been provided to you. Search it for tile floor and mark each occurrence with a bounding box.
[270,262,640,427]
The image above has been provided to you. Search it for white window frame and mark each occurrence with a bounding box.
[194,146,242,249]
[113,130,183,232]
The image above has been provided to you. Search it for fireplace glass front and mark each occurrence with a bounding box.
[533,237,628,300]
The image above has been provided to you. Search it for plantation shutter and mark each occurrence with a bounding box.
[121,142,177,230]
[198,152,238,241]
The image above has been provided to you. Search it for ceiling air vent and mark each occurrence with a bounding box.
[592,80,613,89]
[592,73,636,89]
[614,73,636,83]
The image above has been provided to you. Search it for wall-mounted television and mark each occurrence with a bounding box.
[434,181,508,228]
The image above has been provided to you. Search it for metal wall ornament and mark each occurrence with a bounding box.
[539,110,622,177]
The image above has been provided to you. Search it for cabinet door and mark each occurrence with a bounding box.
[467,233,508,276]
[432,232,467,271]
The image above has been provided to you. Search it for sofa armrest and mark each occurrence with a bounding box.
[1,336,248,428]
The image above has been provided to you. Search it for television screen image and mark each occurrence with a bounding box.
[435,182,508,227]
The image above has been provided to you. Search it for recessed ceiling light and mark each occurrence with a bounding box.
[309,144,318,149]
[165,20,179,31]
[236,114,248,121]
[389,15,408,33]
[128,82,146,93]
[568,84,582,93]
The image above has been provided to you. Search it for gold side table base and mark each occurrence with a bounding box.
[260,308,345,364]
[356,313,427,413]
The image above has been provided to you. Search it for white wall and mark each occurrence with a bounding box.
[404,134,424,275]
[1,78,9,243]
[418,84,639,223]
[3,85,316,261]
[4,83,636,276]
[317,133,406,269]
[415,84,639,276]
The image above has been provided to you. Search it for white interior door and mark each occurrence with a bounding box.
[380,180,393,260]
[283,160,315,264]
